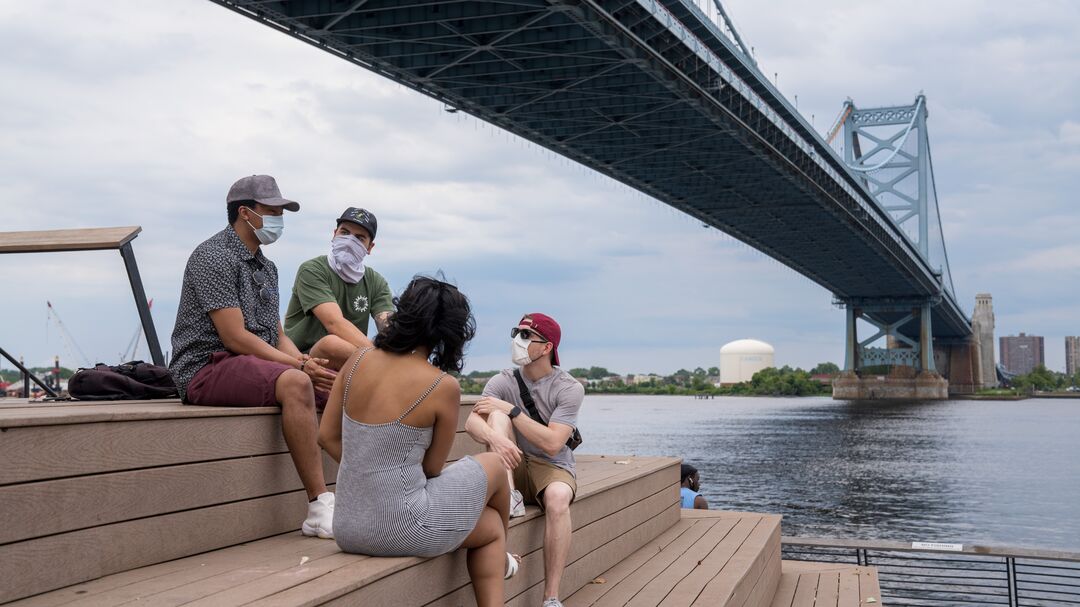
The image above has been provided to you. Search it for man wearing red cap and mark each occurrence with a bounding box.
[467,313,584,607]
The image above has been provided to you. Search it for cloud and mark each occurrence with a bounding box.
[2,0,1078,374]
[1005,245,1080,273]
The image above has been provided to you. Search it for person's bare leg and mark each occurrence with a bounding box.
[460,507,505,607]
[541,482,574,600]
[485,410,517,491]
[460,452,515,607]
[276,369,327,500]
[310,335,360,371]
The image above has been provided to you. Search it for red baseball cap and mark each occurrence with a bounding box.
[519,313,561,366]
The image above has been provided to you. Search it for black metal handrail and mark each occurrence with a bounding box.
[783,536,1080,606]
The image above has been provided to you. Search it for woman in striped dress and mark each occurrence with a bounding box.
[319,277,519,606]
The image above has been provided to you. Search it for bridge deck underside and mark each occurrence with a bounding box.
[214,0,970,339]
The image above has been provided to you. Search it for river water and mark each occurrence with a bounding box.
[576,395,1080,552]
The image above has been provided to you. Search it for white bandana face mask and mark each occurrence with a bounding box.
[328,234,368,284]
[511,335,535,367]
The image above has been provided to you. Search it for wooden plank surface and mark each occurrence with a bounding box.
[12,534,321,607]
[0,415,290,484]
[0,398,478,427]
[9,456,678,606]
[253,458,678,607]
[769,563,882,607]
[564,512,784,607]
[0,227,141,254]
[0,490,319,603]
[857,567,880,605]
[741,551,783,607]
[502,483,680,606]
[2,401,483,484]
[0,453,339,544]
[506,507,682,607]
[767,566,798,607]
[564,517,703,606]
[0,401,273,428]
[4,429,478,544]
[694,516,781,606]
[571,517,731,607]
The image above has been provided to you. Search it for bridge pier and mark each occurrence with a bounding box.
[833,298,948,400]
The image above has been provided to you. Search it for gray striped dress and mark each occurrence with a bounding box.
[333,349,488,558]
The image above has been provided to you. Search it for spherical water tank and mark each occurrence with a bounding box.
[719,339,775,384]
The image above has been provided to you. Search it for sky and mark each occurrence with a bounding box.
[1,0,1078,375]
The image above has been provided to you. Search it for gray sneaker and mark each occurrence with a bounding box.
[542,598,563,607]
[510,489,526,518]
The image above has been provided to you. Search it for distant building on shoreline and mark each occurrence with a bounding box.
[1066,337,1080,376]
[1000,333,1044,375]
[719,339,774,385]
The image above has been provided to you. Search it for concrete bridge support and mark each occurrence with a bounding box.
[833,299,949,400]
[933,338,983,396]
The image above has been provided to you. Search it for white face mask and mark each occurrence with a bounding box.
[511,335,536,367]
[246,210,284,245]
[327,234,368,284]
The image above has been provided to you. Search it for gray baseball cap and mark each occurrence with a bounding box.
[226,175,300,211]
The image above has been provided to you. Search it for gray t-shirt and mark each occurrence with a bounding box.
[482,368,585,477]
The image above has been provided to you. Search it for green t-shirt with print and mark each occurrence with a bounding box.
[284,256,394,353]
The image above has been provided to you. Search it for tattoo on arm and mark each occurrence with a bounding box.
[374,311,392,333]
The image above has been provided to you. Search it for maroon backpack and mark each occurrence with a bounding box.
[68,361,178,400]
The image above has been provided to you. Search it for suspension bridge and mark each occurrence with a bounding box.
[208,0,987,398]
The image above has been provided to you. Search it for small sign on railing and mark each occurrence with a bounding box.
[912,541,963,551]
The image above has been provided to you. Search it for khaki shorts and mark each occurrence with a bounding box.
[513,454,577,510]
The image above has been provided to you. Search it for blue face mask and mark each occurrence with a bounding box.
[246,210,284,245]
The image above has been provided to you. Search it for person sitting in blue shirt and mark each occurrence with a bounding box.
[680,463,709,510]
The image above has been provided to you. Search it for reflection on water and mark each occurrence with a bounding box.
[577,395,1080,552]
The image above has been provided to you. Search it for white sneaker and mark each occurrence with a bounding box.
[302,492,335,539]
[542,598,564,607]
[510,489,526,518]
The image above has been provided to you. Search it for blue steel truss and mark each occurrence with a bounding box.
[207,0,971,340]
[832,96,956,300]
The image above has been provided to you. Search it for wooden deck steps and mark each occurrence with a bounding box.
[8,455,679,606]
[563,510,782,607]
[768,562,881,607]
[2,398,883,606]
[0,397,489,602]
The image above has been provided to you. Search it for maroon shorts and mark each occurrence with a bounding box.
[186,351,328,410]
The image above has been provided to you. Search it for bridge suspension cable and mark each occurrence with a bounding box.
[708,0,756,65]
[844,96,924,172]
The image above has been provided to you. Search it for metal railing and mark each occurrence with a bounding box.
[783,536,1080,606]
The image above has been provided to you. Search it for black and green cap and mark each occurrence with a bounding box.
[337,207,377,240]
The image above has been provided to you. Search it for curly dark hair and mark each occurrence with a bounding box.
[373,276,476,373]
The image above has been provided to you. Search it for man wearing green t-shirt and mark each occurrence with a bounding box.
[284,207,394,370]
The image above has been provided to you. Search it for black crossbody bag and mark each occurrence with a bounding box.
[512,369,583,451]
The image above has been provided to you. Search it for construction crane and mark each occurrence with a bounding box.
[120,299,154,361]
[46,301,91,368]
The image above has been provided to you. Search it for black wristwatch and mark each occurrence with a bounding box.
[508,405,523,420]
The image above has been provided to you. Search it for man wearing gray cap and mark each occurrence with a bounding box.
[284,206,394,371]
[170,174,338,539]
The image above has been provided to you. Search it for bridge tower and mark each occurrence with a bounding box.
[972,293,997,389]
[830,96,953,399]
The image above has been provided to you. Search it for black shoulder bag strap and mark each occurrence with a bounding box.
[512,369,583,450]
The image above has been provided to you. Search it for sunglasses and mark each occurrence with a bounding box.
[511,327,548,343]
[251,264,274,303]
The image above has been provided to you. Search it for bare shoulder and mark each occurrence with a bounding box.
[434,373,461,397]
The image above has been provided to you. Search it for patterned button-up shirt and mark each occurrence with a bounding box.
[170,226,280,398]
